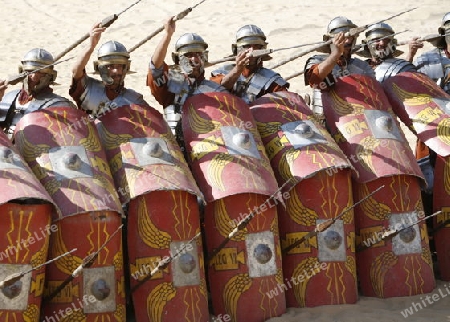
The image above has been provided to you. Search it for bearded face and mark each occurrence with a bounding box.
[178,51,208,78]
[367,37,395,60]
[23,71,53,95]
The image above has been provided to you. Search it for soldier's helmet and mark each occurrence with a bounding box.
[93,40,131,85]
[323,16,357,41]
[172,33,209,64]
[364,23,395,43]
[94,41,131,72]
[20,48,57,82]
[438,12,450,35]
[363,23,398,58]
[233,24,267,55]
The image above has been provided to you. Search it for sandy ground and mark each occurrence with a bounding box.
[1,1,449,321]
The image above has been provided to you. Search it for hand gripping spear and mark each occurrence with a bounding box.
[130,231,202,293]
[268,7,418,70]
[128,0,209,53]
[282,185,385,255]
[43,224,123,303]
[207,177,295,264]
[356,210,442,252]
[54,0,143,61]
[0,248,77,289]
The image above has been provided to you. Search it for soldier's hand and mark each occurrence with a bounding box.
[89,22,106,49]
[164,16,176,36]
[0,79,7,101]
[408,37,423,57]
[330,32,345,58]
[235,49,250,70]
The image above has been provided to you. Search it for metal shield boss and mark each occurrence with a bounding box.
[250,91,358,308]
[14,107,125,320]
[98,104,208,322]
[322,74,435,298]
[182,92,285,322]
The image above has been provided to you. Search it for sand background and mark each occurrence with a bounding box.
[1,1,449,321]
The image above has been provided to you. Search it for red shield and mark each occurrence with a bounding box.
[98,104,209,321]
[0,131,55,319]
[354,177,435,297]
[97,104,202,204]
[250,92,358,307]
[383,72,450,157]
[182,92,279,202]
[433,155,450,281]
[14,107,125,320]
[183,93,285,320]
[382,72,450,281]
[14,107,122,219]
[321,74,423,183]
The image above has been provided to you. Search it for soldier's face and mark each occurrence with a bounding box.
[181,52,206,78]
[106,64,125,87]
[368,37,394,59]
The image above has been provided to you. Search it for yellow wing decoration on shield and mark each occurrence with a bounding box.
[207,153,234,191]
[137,197,172,249]
[14,131,50,163]
[329,90,366,116]
[50,225,83,275]
[255,121,281,139]
[147,282,177,322]
[391,83,433,105]
[370,251,398,298]
[292,257,320,307]
[223,273,252,322]
[214,198,247,241]
[186,103,221,134]
[285,190,318,227]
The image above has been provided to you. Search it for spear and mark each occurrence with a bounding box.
[54,0,143,61]
[282,185,385,255]
[130,231,202,293]
[207,177,295,263]
[6,56,75,85]
[396,31,450,46]
[205,41,325,68]
[284,69,305,81]
[43,224,123,303]
[0,248,77,289]
[352,29,410,56]
[356,210,441,252]
[129,0,209,53]
[269,7,418,70]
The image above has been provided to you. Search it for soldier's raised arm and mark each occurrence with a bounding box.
[315,32,346,80]
[72,22,106,80]
[152,17,176,69]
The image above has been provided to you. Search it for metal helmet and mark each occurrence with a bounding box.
[172,33,208,64]
[363,23,398,59]
[233,24,267,55]
[438,12,450,35]
[94,40,131,85]
[19,48,57,82]
[364,23,395,43]
[323,16,357,41]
